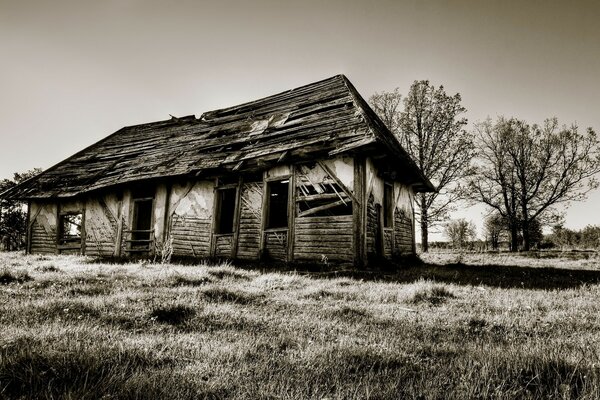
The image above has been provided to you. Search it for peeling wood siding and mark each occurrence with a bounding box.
[294,215,353,262]
[366,194,377,256]
[393,183,415,256]
[237,182,263,260]
[29,202,57,254]
[383,229,393,258]
[85,194,119,257]
[167,181,213,258]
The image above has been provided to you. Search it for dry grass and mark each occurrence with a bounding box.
[1,251,600,399]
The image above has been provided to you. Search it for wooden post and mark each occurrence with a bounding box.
[231,177,243,259]
[26,200,32,254]
[153,183,169,250]
[258,171,269,260]
[287,165,296,263]
[55,202,61,255]
[81,200,86,256]
[209,179,219,258]
[353,157,366,267]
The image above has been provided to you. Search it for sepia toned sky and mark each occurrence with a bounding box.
[1,0,599,238]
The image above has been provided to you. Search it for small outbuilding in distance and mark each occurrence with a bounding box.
[1,75,434,266]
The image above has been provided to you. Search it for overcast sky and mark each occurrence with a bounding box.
[1,0,599,239]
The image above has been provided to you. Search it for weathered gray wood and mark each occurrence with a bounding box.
[317,160,358,204]
[297,199,347,218]
[287,165,296,262]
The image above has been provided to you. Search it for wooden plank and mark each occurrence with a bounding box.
[298,199,347,218]
[296,192,349,202]
[287,165,296,262]
[296,215,353,223]
[26,200,32,254]
[353,157,365,267]
[258,171,269,259]
[231,176,243,258]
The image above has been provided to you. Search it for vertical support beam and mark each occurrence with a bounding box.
[26,200,32,254]
[353,157,366,267]
[411,187,417,254]
[390,184,396,258]
[258,171,269,260]
[287,165,296,263]
[209,179,219,258]
[118,189,132,257]
[163,183,172,244]
[377,203,385,257]
[55,202,61,255]
[81,200,86,256]
[231,177,243,259]
[153,183,169,249]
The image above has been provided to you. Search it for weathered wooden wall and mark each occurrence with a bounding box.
[237,182,263,260]
[29,202,57,254]
[393,182,415,256]
[293,158,354,263]
[85,194,120,257]
[167,181,213,258]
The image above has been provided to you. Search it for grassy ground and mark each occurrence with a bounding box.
[1,251,600,399]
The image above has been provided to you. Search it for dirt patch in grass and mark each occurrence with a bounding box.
[150,305,196,325]
[0,269,32,285]
[68,285,113,297]
[201,287,262,304]
[328,306,370,322]
[304,289,360,301]
[168,274,213,287]
[207,268,252,281]
[409,285,456,305]
[34,265,62,273]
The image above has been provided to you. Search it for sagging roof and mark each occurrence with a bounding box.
[1,75,435,200]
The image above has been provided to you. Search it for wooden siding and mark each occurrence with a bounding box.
[85,196,118,257]
[29,202,57,254]
[366,194,377,257]
[170,216,210,257]
[294,215,353,262]
[214,235,233,258]
[237,182,262,260]
[394,208,414,256]
[383,229,393,258]
[265,230,287,261]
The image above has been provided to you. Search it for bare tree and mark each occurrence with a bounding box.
[470,117,600,251]
[370,81,473,252]
[444,218,476,249]
[483,213,506,250]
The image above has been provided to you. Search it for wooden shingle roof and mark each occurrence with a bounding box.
[2,75,434,200]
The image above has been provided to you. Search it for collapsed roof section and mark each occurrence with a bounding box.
[1,75,435,200]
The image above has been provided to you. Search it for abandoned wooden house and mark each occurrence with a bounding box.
[1,75,434,265]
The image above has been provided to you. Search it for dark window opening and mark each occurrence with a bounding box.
[384,183,394,228]
[216,188,237,234]
[267,180,289,229]
[297,182,352,217]
[132,199,153,249]
[59,213,82,245]
[131,185,155,200]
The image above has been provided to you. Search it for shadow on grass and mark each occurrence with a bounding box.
[305,261,600,290]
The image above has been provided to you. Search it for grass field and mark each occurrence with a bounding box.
[1,251,600,399]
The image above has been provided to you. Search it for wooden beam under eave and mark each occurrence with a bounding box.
[353,157,366,267]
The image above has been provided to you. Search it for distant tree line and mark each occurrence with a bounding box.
[0,169,41,251]
[371,83,600,252]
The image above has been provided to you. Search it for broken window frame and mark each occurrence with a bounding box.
[265,178,290,230]
[214,186,238,235]
[128,188,155,252]
[58,212,83,247]
[295,163,352,218]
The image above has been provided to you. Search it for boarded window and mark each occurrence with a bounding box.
[215,188,237,234]
[384,183,394,228]
[267,180,289,229]
[59,213,82,245]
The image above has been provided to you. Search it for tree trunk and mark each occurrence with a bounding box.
[420,198,429,252]
[522,219,531,251]
[509,222,519,252]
